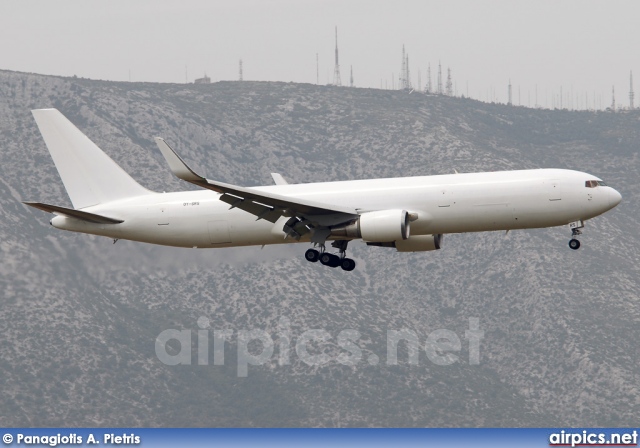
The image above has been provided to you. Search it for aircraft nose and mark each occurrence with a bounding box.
[609,188,622,208]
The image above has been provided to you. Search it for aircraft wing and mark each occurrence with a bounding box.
[155,138,358,239]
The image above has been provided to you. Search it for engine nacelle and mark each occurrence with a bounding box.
[360,209,410,242]
[367,234,443,252]
[394,234,443,252]
[330,209,410,242]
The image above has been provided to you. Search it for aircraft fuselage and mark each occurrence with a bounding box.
[52,168,621,248]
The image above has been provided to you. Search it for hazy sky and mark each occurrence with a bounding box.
[1,0,639,108]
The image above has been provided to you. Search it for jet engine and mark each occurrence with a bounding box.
[366,234,443,252]
[330,209,411,242]
[394,234,443,251]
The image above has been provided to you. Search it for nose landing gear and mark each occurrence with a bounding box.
[568,220,584,250]
[304,240,356,271]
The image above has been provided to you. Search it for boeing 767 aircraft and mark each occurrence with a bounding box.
[24,109,621,272]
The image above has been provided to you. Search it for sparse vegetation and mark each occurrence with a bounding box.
[0,70,638,427]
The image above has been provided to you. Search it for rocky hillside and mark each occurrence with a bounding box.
[0,70,638,426]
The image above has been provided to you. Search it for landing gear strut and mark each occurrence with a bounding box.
[304,241,356,271]
[568,220,583,250]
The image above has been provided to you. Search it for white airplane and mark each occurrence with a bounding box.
[25,109,621,272]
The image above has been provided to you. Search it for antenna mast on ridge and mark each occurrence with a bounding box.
[333,27,341,86]
[630,71,635,109]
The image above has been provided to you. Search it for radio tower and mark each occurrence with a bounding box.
[399,46,412,89]
[239,59,243,81]
[399,46,406,89]
[630,71,635,109]
[426,63,431,93]
[398,45,407,90]
[398,46,412,89]
[350,65,354,87]
[611,86,616,111]
[446,68,453,96]
[437,61,443,94]
[508,79,512,105]
[333,26,341,86]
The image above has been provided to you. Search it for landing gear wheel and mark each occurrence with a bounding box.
[319,252,335,266]
[568,221,584,251]
[319,253,340,268]
[340,258,356,271]
[305,248,320,262]
[313,240,356,271]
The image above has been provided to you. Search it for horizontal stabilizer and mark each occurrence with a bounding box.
[23,202,124,224]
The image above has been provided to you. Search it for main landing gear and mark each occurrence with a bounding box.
[304,240,356,271]
[568,220,584,250]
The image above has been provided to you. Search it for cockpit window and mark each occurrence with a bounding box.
[585,180,607,188]
[597,180,607,186]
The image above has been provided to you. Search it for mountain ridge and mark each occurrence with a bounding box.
[0,69,638,426]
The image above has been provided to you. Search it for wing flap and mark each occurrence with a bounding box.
[23,202,123,224]
[219,193,281,223]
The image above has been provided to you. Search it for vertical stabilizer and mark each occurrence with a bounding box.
[32,109,151,209]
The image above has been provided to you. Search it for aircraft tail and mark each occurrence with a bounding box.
[31,109,151,209]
